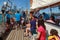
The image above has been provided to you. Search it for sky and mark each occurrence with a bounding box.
[0,0,30,11]
[0,0,60,14]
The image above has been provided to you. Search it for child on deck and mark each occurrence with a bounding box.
[48,29,60,40]
[24,21,32,37]
[10,18,15,29]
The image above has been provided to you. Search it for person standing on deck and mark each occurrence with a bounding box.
[15,11,22,27]
[36,19,46,40]
[6,11,11,25]
[30,16,36,35]
[5,10,12,31]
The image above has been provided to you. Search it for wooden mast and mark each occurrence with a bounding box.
[30,0,33,7]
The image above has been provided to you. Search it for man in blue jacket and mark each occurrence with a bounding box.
[43,12,50,20]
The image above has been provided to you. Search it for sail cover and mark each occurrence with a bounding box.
[30,0,60,9]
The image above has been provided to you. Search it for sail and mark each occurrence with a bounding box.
[30,0,60,9]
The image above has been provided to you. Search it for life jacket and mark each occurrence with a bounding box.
[48,35,60,40]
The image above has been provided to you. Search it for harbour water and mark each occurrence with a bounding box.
[0,14,3,24]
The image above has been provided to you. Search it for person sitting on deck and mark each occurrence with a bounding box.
[48,29,60,40]
[50,15,55,22]
[43,12,50,20]
[24,21,32,36]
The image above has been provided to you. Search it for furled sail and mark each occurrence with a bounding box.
[30,0,60,9]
